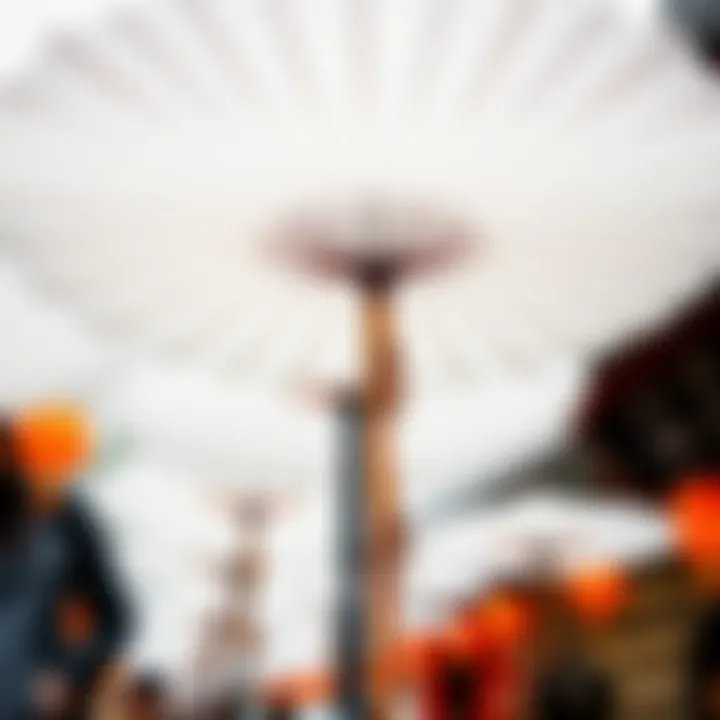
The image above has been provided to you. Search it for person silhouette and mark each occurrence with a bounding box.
[2,410,132,719]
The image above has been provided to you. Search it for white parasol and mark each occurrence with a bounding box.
[0,0,716,706]
[0,0,716,388]
[0,0,715,526]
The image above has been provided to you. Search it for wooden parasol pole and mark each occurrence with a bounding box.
[272,202,468,719]
[360,264,402,720]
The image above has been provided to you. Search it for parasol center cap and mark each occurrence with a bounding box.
[270,198,473,288]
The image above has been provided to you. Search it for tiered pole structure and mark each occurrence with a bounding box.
[276,203,467,719]
[196,490,277,714]
[224,493,270,712]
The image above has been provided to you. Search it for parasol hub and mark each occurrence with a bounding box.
[270,198,472,289]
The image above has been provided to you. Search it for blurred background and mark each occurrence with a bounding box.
[0,0,718,717]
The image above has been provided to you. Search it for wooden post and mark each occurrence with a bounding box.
[361,266,401,720]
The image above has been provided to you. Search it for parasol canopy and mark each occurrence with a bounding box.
[0,0,717,393]
[0,0,715,693]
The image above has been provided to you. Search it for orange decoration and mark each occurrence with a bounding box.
[13,402,93,489]
[481,594,533,648]
[293,672,332,705]
[267,671,332,706]
[443,612,488,660]
[392,635,441,683]
[670,477,720,571]
[566,565,629,624]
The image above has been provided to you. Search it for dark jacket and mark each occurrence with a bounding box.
[0,492,131,718]
[49,494,132,688]
[0,521,67,718]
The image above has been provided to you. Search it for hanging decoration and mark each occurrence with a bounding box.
[13,401,93,490]
[265,670,332,708]
[565,564,630,624]
[670,475,720,574]
[443,611,488,661]
[392,634,442,685]
[480,594,534,648]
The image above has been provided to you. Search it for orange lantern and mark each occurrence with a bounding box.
[443,611,488,661]
[393,634,442,683]
[276,671,332,706]
[399,636,447,720]
[566,565,629,624]
[670,477,720,571]
[13,402,93,491]
[481,594,533,648]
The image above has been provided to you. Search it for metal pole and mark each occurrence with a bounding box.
[336,393,369,720]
